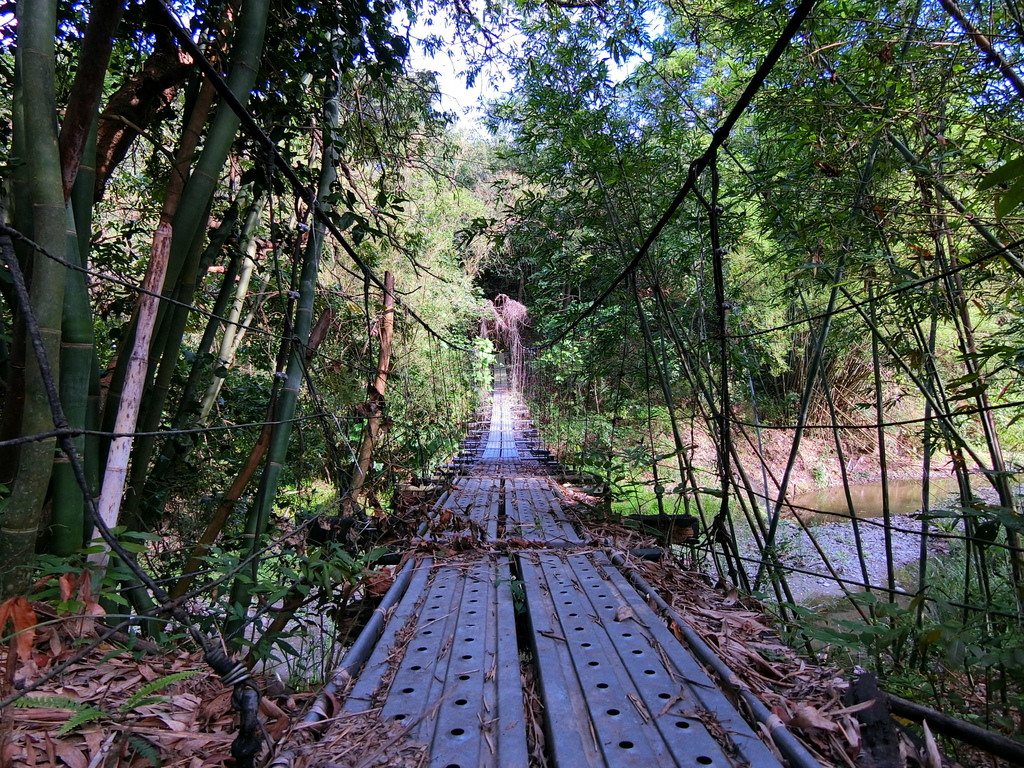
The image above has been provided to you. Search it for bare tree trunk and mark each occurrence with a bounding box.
[347,270,396,506]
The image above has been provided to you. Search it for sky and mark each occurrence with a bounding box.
[403,8,666,134]
[403,14,513,135]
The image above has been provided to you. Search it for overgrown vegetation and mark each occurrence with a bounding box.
[3,0,1024,753]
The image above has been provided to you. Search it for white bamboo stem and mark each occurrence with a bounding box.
[89,223,172,567]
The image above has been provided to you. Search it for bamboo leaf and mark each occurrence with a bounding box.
[996,178,1024,217]
[979,156,1024,189]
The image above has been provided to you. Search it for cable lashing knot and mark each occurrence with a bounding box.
[205,648,264,767]
[204,647,253,687]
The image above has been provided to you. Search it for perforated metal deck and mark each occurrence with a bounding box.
[518,550,780,768]
[506,477,582,545]
[322,377,805,768]
[345,557,528,768]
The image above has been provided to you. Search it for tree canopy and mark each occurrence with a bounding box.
[3,0,1024,753]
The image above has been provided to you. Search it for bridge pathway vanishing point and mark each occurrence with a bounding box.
[308,380,819,768]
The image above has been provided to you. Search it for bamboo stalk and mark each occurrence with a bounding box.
[99,0,269,445]
[48,204,96,555]
[57,0,125,199]
[936,0,1024,98]
[347,270,396,505]
[867,278,897,599]
[1,0,68,595]
[88,223,172,568]
[197,194,268,424]
[169,397,276,601]
[225,60,342,643]
[820,362,872,591]
[121,208,237,527]
[755,259,845,589]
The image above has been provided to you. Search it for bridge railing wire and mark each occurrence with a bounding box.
[515,15,1024,712]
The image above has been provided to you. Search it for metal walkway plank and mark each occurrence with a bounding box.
[342,557,528,768]
[507,478,582,546]
[518,550,783,768]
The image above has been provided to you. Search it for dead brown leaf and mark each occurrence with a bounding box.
[0,597,38,663]
[790,703,840,733]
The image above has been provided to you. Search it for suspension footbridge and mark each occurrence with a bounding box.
[300,374,819,768]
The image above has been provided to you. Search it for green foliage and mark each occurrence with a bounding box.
[13,669,200,743]
[122,671,201,711]
[11,696,108,736]
[979,157,1024,217]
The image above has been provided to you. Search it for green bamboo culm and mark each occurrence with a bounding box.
[47,203,96,556]
[1,0,69,595]
[0,51,30,487]
[196,192,268,425]
[49,124,102,554]
[99,0,270,444]
[225,62,343,644]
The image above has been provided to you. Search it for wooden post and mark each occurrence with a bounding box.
[348,271,395,508]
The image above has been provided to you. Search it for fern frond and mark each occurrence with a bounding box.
[127,734,163,767]
[12,695,88,711]
[57,707,107,735]
[121,670,200,713]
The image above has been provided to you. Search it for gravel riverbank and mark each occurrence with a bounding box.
[735,514,952,604]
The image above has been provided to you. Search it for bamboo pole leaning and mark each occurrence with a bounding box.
[89,223,172,569]
[122,208,239,527]
[224,61,342,644]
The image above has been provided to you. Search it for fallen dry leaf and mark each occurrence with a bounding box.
[614,605,636,623]
[790,703,840,733]
[0,596,38,663]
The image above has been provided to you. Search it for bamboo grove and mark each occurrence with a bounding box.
[0,0,492,660]
[3,0,1024,739]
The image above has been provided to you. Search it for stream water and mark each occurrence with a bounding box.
[787,477,960,521]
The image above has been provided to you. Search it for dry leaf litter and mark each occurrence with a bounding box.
[0,492,989,768]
